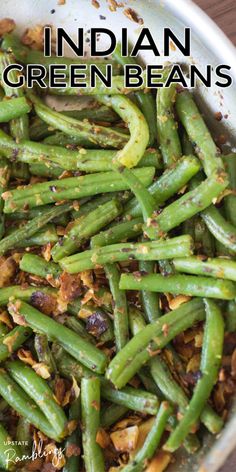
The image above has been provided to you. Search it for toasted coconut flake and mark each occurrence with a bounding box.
[146,451,172,472]
[59,272,82,302]
[0,18,15,36]
[0,310,13,329]
[42,243,52,262]
[17,348,35,366]
[96,428,111,448]
[186,353,201,373]
[0,256,19,288]
[110,425,139,452]
[130,418,154,459]
[8,301,27,326]
[123,8,143,24]
[3,330,21,353]
[169,295,191,311]
[71,376,80,399]
[113,416,142,431]
[65,442,81,458]
[162,323,169,337]
[33,362,51,379]
[44,443,66,469]
[80,270,94,289]
[21,24,49,50]
[30,291,57,316]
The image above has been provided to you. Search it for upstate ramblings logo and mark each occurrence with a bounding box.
[4,439,65,468]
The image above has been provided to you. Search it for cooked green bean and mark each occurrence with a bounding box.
[34,334,57,376]
[81,377,104,472]
[0,157,10,239]
[3,167,154,212]
[123,155,201,218]
[157,85,182,166]
[52,198,122,261]
[0,203,70,254]
[91,217,143,248]
[59,235,193,273]
[144,168,228,238]
[202,204,236,253]
[0,52,29,140]
[0,285,56,306]
[225,301,236,332]
[106,299,206,389]
[100,404,128,428]
[164,299,224,451]
[8,301,107,374]
[63,396,81,472]
[104,263,129,351]
[120,273,236,300]
[223,154,236,226]
[173,256,236,281]
[139,260,161,322]
[0,97,30,123]
[176,90,224,176]
[0,368,62,440]
[20,253,61,279]
[122,401,173,472]
[7,360,68,439]
[28,92,127,149]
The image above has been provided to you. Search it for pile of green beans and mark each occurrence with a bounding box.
[0,35,234,472]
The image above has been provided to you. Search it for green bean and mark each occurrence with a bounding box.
[223,154,236,226]
[144,168,228,238]
[225,301,236,332]
[1,33,121,75]
[7,360,68,439]
[59,235,193,273]
[129,305,223,435]
[34,334,57,376]
[3,167,154,212]
[15,223,58,247]
[104,263,129,351]
[0,323,8,338]
[202,204,236,254]
[7,204,69,226]
[0,285,56,306]
[0,129,157,173]
[71,193,123,220]
[101,383,159,415]
[0,203,70,254]
[100,404,128,428]
[81,377,104,472]
[139,261,161,322]
[122,401,173,472]
[91,217,143,248]
[97,94,149,168]
[0,52,29,140]
[63,397,81,472]
[52,343,159,414]
[164,299,224,451]
[0,157,10,239]
[28,92,128,149]
[0,423,22,470]
[52,198,122,261]
[0,326,32,361]
[157,85,182,166]
[194,216,215,257]
[16,417,32,456]
[29,162,63,178]
[120,273,236,300]
[176,90,223,176]
[0,368,61,440]
[30,106,119,141]
[20,253,61,279]
[173,256,236,281]
[123,155,201,218]
[106,298,205,389]
[0,97,30,123]
[113,42,157,146]
[8,301,107,374]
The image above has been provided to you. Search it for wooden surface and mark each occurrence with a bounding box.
[195,0,236,45]
[193,4,236,470]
